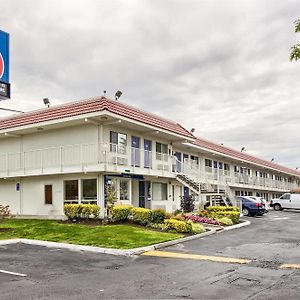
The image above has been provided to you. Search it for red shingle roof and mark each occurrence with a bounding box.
[192,137,300,177]
[0,96,194,138]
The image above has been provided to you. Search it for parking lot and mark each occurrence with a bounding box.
[1,210,300,299]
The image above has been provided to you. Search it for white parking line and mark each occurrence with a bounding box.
[0,269,27,277]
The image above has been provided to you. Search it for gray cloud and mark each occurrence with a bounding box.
[0,0,300,169]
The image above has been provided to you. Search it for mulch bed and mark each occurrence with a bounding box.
[0,228,12,232]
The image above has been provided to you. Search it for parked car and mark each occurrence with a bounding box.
[249,196,269,212]
[270,193,300,211]
[236,196,266,216]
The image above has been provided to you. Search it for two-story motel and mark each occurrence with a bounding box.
[0,96,299,218]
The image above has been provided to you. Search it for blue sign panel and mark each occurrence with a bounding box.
[0,30,9,83]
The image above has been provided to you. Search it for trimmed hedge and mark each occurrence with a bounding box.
[206,206,240,212]
[208,211,240,224]
[109,205,132,222]
[149,208,167,224]
[216,216,233,226]
[64,204,100,220]
[164,219,192,233]
[131,207,152,225]
[191,222,205,234]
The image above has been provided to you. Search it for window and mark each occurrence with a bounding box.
[234,166,239,173]
[190,155,199,165]
[110,131,127,154]
[120,179,130,201]
[156,142,168,161]
[152,183,168,201]
[205,159,212,167]
[45,185,53,205]
[280,193,290,200]
[82,179,97,204]
[224,163,230,174]
[64,180,78,202]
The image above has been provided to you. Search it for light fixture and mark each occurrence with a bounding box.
[115,90,122,100]
[241,147,245,152]
[43,98,51,108]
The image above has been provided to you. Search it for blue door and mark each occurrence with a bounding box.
[131,136,140,166]
[144,139,152,168]
[184,186,189,197]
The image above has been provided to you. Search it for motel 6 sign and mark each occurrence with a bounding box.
[0,30,10,100]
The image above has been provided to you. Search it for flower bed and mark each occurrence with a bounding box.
[183,214,221,226]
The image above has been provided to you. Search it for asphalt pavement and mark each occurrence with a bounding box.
[1,210,300,299]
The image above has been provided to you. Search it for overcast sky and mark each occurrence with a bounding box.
[1,0,300,169]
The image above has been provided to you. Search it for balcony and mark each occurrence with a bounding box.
[231,173,297,192]
[0,142,298,192]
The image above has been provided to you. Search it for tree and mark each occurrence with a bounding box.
[290,20,300,61]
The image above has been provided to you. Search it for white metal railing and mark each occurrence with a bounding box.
[0,142,173,176]
[0,142,298,192]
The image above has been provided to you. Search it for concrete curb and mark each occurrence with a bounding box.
[0,229,217,257]
[0,238,22,245]
[222,220,251,231]
[129,228,217,255]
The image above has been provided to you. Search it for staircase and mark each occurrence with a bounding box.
[176,173,232,207]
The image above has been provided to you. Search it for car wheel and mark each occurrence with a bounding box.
[273,203,282,211]
[242,208,250,216]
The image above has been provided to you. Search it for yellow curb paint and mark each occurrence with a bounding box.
[279,264,300,270]
[142,251,251,264]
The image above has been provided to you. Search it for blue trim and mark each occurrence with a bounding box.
[0,30,9,83]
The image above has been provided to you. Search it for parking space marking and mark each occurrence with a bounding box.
[142,250,251,264]
[0,269,27,277]
[279,264,300,270]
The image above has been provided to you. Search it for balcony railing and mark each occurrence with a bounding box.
[0,143,172,177]
[0,142,298,192]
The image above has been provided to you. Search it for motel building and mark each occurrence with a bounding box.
[0,96,300,218]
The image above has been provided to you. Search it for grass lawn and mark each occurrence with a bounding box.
[0,219,184,249]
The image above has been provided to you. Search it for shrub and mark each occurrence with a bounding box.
[164,219,192,233]
[184,214,221,226]
[147,222,166,231]
[0,204,11,219]
[170,213,185,221]
[191,222,205,234]
[180,195,195,212]
[206,206,240,213]
[149,208,167,224]
[64,204,99,220]
[217,217,233,226]
[173,209,183,215]
[131,207,152,225]
[208,211,240,224]
[109,205,132,222]
[198,210,209,217]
